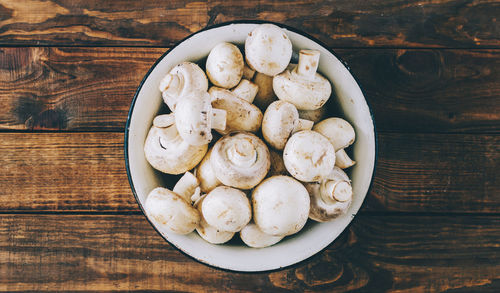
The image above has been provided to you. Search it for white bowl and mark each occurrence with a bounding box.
[125,21,376,272]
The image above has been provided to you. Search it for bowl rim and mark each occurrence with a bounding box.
[124,20,378,273]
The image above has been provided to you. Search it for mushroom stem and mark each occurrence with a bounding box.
[153,114,175,128]
[321,180,352,203]
[226,138,257,168]
[293,118,314,134]
[295,50,320,80]
[172,171,199,202]
[159,73,181,95]
[231,79,259,103]
[335,148,356,169]
[242,64,256,80]
[211,108,227,131]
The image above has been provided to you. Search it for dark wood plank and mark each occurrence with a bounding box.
[0,214,498,291]
[0,132,498,213]
[0,0,498,47]
[0,47,499,133]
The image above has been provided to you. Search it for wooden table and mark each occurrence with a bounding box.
[0,1,499,291]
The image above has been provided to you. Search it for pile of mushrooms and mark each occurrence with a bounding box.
[143,23,357,248]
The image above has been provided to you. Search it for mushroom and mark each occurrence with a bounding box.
[144,174,201,235]
[159,62,208,111]
[262,100,314,150]
[209,87,263,135]
[211,131,271,189]
[252,175,310,236]
[174,90,227,146]
[242,63,256,80]
[252,72,277,111]
[231,79,259,103]
[273,50,332,110]
[305,167,353,222]
[194,148,221,193]
[298,107,327,123]
[313,117,355,151]
[206,42,244,88]
[153,113,175,128]
[268,149,288,177]
[194,194,235,244]
[240,222,284,248]
[200,186,252,232]
[245,23,292,76]
[335,148,356,169]
[172,171,200,202]
[283,130,336,182]
[144,122,207,175]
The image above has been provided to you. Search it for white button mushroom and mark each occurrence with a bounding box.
[231,79,259,103]
[144,123,207,175]
[194,194,235,244]
[240,222,284,248]
[159,62,208,111]
[211,132,271,190]
[209,87,263,135]
[335,148,356,169]
[305,167,353,222]
[252,175,310,236]
[144,187,200,235]
[283,130,336,182]
[252,72,277,111]
[273,50,332,110]
[194,148,222,193]
[313,117,356,151]
[206,42,244,89]
[174,90,227,146]
[262,100,314,150]
[245,23,292,76]
[200,186,252,233]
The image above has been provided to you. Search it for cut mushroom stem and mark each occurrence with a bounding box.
[335,148,356,169]
[159,73,181,96]
[322,180,352,203]
[231,79,259,103]
[296,50,320,80]
[242,64,256,80]
[211,108,227,131]
[153,113,175,128]
[172,171,199,202]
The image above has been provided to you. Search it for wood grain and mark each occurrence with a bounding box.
[0,0,498,47]
[0,214,498,291]
[0,132,498,213]
[0,47,499,132]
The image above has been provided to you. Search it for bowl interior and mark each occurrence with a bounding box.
[126,22,376,272]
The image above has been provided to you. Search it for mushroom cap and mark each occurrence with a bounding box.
[206,42,244,88]
[273,65,332,110]
[252,175,310,236]
[211,132,271,189]
[313,117,355,151]
[305,167,352,222]
[144,124,207,175]
[262,100,300,150]
[194,195,235,244]
[144,187,200,235]
[159,62,208,111]
[283,130,336,182]
[209,87,263,135]
[245,23,292,76]
[195,148,221,193]
[240,222,284,248]
[252,72,277,111]
[174,91,215,146]
[201,186,251,233]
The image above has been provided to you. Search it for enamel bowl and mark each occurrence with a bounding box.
[125,21,376,272]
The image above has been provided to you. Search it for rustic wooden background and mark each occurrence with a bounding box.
[0,0,499,291]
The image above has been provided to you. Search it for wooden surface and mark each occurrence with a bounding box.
[0,0,499,292]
